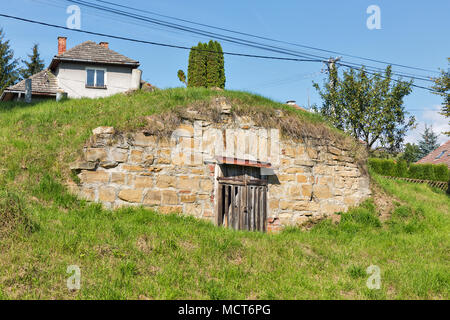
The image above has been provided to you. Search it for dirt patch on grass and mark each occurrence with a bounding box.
[0,191,37,239]
[371,180,403,221]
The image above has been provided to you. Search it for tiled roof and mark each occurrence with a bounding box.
[5,69,58,95]
[417,140,450,168]
[52,41,139,67]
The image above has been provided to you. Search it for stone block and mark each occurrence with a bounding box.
[111,148,128,163]
[99,161,118,169]
[99,186,116,202]
[80,171,109,183]
[161,190,178,205]
[93,126,115,135]
[134,176,154,188]
[70,161,96,171]
[269,199,279,210]
[301,184,313,198]
[200,179,213,192]
[181,194,196,203]
[156,175,176,188]
[111,172,126,184]
[118,189,143,203]
[143,190,161,205]
[313,185,332,199]
[78,187,96,201]
[121,165,146,172]
[133,132,157,147]
[177,176,199,189]
[85,148,107,162]
[130,150,143,163]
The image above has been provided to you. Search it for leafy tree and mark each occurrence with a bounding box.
[187,41,225,89]
[313,65,415,153]
[0,28,19,95]
[19,44,45,80]
[401,143,421,163]
[177,69,187,86]
[417,125,440,159]
[431,58,449,136]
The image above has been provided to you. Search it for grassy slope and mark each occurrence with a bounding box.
[0,88,449,299]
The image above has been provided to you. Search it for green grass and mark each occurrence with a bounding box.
[0,88,449,299]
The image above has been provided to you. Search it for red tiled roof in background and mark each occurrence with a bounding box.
[416,140,450,168]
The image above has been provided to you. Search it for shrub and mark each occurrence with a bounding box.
[368,158,383,174]
[395,160,408,177]
[380,159,396,176]
[408,164,421,179]
[433,164,449,182]
[422,164,436,181]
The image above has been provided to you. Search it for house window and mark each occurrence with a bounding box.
[86,68,106,88]
[436,150,447,159]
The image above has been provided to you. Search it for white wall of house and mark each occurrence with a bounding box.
[55,62,139,99]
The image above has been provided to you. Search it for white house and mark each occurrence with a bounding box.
[1,37,142,102]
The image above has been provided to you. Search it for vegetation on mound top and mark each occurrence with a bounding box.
[0,87,360,196]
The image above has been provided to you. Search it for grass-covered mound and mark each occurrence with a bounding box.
[0,88,448,299]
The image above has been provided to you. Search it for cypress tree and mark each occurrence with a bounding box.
[198,42,208,88]
[20,44,45,80]
[215,41,226,89]
[187,45,196,87]
[0,28,19,95]
[206,40,219,88]
[186,40,225,88]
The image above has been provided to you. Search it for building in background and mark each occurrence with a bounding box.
[1,37,142,102]
[417,140,450,168]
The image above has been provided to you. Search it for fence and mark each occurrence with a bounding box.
[382,176,450,192]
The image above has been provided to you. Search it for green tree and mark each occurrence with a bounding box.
[216,41,226,88]
[313,65,415,153]
[431,58,449,136]
[418,125,440,159]
[186,41,225,89]
[0,28,19,95]
[19,44,45,80]
[206,40,219,88]
[177,69,187,86]
[401,143,421,163]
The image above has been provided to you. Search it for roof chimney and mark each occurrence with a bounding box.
[99,42,109,49]
[58,37,67,55]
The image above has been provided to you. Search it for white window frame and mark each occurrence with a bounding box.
[85,67,107,88]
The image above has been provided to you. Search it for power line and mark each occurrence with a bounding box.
[0,13,439,93]
[63,0,439,82]
[64,0,329,61]
[0,13,322,62]
[93,0,440,74]
[337,62,438,93]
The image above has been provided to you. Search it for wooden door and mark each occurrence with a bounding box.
[217,165,267,232]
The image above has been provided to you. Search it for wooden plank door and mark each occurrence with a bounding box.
[218,174,267,232]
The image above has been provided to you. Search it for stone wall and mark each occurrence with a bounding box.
[70,100,370,231]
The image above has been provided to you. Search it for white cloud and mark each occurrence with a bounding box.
[405,105,450,146]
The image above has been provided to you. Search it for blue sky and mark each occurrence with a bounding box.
[1,0,449,144]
